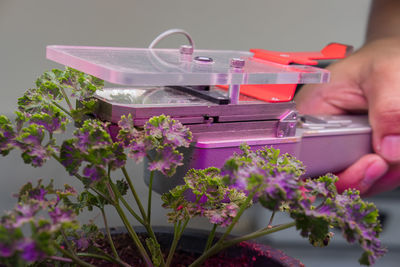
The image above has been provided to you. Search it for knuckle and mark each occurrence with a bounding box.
[372,104,400,129]
[370,57,400,76]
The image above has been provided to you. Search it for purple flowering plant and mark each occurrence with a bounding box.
[0,67,386,266]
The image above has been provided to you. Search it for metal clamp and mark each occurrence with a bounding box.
[276,110,297,137]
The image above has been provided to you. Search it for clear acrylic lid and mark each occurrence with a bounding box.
[46,45,330,86]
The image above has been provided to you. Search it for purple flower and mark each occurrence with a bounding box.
[117,114,141,145]
[162,168,247,227]
[264,171,300,201]
[60,140,83,175]
[304,174,337,198]
[75,236,90,250]
[126,137,149,162]
[231,164,267,194]
[48,207,74,224]
[145,115,192,148]
[74,120,111,152]
[0,243,14,257]
[15,125,53,167]
[16,239,45,262]
[331,190,386,265]
[18,129,44,146]
[206,203,239,227]
[28,188,47,201]
[23,145,52,167]
[118,115,134,131]
[148,146,183,176]
[117,114,192,165]
[29,105,67,134]
[0,115,16,155]
[14,204,40,227]
[184,189,208,204]
[208,211,224,225]
[75,130,90,151]
[165,123,191,147]
[293,177,386,266]
[109,143,127,169]
[222,150,301,208]
[83,165,105,181]
[60,120,127,177]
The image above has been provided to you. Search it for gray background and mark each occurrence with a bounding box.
[3,1,400,266]
[1,0,370,113]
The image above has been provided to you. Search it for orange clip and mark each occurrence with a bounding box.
[218,43,352,103]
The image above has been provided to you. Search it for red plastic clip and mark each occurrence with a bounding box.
[218,43,352,103]
[250,43,352,65]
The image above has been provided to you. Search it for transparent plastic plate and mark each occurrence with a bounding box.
[47,46,330,86]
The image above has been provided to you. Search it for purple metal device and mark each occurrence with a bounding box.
[46,44,371,194]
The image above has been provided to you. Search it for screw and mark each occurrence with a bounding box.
[230,58,245,69]
[179,45,194,55]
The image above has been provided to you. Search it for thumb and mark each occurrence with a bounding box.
[363,60,400,162]
[335,154,388,195]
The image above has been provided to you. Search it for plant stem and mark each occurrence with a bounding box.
[77,252,130,267]
[106,174,161,266]
[180,218,190,236]
[53,242,96,267]
[267,209,277,228]
[60,229,74,252]
[120,196,145,225]
[121,166,148,222]
[204,224,217,252]
[51,100,73,118]
[142,221,167,267]
[147,171,154,224]
[49,256,73,263]
[189,192,255,267]
[219,191,255,242]
[106,168,144,224]
[60,87,74,111]
[115,169,165,267]
[223,222,296,247]
[165,222,180,267]
[165,218,189,267]
[52,154,114,204]
[114,203,153,267]
[189,222,296,267]
[101,208,120,260]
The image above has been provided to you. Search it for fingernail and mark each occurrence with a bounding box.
[362,161,388,188]
[380,135,400,161]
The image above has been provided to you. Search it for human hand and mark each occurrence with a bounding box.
[295,37,400,196]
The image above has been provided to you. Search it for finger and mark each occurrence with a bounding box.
[335,154,389,195]
[295,60,367,115]
[362,58,400,162]
[363,163,400,196]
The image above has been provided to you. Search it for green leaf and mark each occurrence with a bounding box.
[116,179,129,196]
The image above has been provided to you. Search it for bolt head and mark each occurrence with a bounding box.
[230,58,245,68]
[179,45,194,55]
